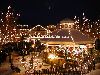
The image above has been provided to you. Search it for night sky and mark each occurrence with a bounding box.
[0,0,100,26]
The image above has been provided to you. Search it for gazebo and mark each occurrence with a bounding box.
[41,19,94,62]
[41,19,94,46]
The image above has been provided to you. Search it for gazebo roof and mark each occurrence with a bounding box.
[41,29,94,44]
[60,18,74,23]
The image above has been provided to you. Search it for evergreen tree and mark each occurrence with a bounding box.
[0,6,20,45]
[34,40,46,52]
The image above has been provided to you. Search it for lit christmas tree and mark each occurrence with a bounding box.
[92,20,100,38]
[74,13,95,38]
[81,13,90,34]
[0,6,20,45]
[74,16,80,30]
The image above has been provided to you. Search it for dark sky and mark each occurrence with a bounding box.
[0,0,100,26]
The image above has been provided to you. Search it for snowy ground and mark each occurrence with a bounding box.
[0,55,51,75]
[0,53,96,75]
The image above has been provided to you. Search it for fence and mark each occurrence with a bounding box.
[25,69,82,75]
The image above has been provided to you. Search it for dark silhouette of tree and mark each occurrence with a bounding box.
[95,38,100,51]
[34,40,46,52]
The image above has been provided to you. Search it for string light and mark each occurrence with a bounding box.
[0,6,22,44]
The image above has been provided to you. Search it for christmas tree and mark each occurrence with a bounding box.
[0,6,20,45]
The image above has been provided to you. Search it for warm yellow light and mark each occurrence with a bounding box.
[48,54,57,60]
[32,44,35,48]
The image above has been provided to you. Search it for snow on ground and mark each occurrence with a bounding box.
[86,63,100,75]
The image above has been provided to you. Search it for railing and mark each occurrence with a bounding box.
[25,69,83,75]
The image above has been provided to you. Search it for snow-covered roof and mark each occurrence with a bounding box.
[60,18,74,23]
[41,29,94,44]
